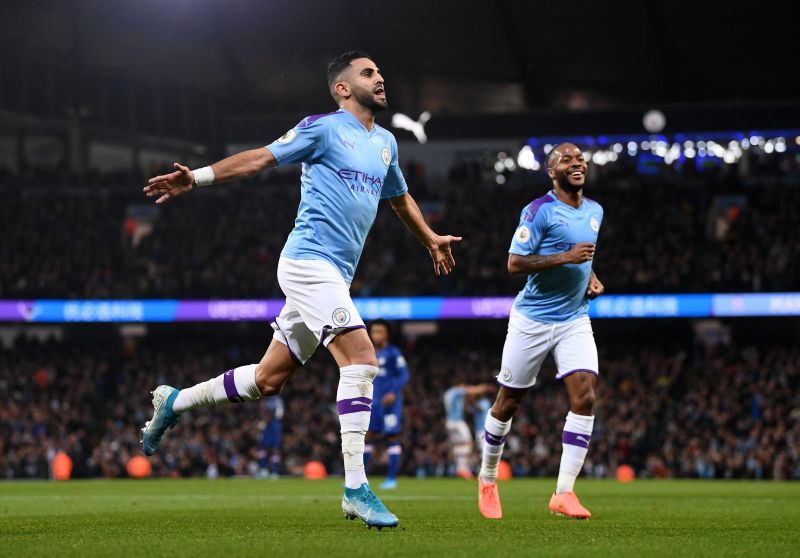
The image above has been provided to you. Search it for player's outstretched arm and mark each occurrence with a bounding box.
[143,148,277,204]
[508,242,595,274]
[464,384,496,397]
[389,192,462,276]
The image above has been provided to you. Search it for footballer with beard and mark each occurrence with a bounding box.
[141,50,462,530]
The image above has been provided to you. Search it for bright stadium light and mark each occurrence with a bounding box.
[627,141,637,151]
[494,161,505,173]
[495,174,507,185]
[685,148,696,158]
[643,109,666,133]
[516,145,540,170]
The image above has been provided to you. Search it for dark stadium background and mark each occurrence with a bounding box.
[1,0,799,483]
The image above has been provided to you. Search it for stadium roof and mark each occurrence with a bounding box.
[2,0,798,116]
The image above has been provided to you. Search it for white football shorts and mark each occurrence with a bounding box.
[271,257,365,364]
[497,307,599,389]
[446,420,473,446]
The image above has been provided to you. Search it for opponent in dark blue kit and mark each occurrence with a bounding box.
[363,319,409,489]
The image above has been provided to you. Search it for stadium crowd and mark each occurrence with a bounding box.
[2,325,798,481]
[1,153,799,299]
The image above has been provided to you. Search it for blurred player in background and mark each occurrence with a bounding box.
[471,393,492,450]
[478,143,604,520]
[363,319,409,489]
[257,396,284,479]
[140,50,462,530]
[443,383,495,479]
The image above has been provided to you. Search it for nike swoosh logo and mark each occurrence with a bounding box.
[576,436,590,443]
[352,401,372,408]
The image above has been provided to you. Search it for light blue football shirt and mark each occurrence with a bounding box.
[266,109,408,283]
[443,387,466,422]
[509,191,603,323]
[472,397,491,434]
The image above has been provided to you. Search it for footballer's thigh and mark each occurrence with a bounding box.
[329,328,378,368]
[552,316,599,414]
[277,256,374,368]
[552,316,599,380]
[498,308,554,390]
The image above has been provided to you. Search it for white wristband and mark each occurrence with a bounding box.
[192,166,215,187]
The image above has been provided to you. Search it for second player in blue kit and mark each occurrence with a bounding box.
[364,319,409,489]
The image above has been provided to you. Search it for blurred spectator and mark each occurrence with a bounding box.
[2,158,799,298]
[2,329,798,481]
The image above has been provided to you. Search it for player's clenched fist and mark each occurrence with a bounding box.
[565,242,595,264]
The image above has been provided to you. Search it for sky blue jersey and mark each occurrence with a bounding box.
[443,387,466,422]
[266,109,409,283]
[509,191,603,323]
[374,344,409,398]
[472,397,491,434]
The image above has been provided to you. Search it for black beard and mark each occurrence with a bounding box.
[352,84,388,113]
[555,171,584,193]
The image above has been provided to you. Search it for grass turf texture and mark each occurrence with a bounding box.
[1,478,798,557]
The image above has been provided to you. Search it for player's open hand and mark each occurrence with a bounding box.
[587,274,605,299]
[566,242,595,264]
[428,234,463,276]
[144,163,195,204]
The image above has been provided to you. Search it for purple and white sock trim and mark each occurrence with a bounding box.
[336,397,373,415]
[223,369,244,403]
[562,430,592,448]
[484,431,507,446]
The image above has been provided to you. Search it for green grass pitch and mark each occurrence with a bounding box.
[1,478,798,557]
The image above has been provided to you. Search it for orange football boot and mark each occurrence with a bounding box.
[548,492,591,519]
[478,478,503,519]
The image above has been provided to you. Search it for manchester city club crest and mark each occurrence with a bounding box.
[332,307,351,326]
[276,129,297,144]
[590,216,600,232]
[381,147,391,166]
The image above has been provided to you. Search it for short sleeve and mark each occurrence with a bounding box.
[381,136,408,199]
[509,206,548,256]
[265,115,327,166]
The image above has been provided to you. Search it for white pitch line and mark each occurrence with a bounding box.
[0,494,476,502]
